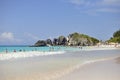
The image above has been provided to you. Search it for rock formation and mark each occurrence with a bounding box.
[34,40,47,47]
[33,32,99,47]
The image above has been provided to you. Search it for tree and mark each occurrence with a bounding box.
[108,29,120,43]
[113,29,120,38]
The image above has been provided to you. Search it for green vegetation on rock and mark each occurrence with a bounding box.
[107,29,120,43]
[34,32,99,47]
[68,32,99,46]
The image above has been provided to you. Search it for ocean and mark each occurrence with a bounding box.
[0,45,81,53]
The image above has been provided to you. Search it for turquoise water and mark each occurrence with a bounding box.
[0,45,120,61]
[0,45,80,53]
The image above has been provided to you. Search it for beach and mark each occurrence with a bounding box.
[0,48,120,80]
[1,0,120,80]
[58,57,120,80]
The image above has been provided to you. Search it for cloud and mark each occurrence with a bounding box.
[69,0,120,6]
[0,32,39,45]
[25,33,40,40]
[67,0,120,14]
[69,0,84,5]
[102,0,120,6]
[69,0,98,6]
[97,8,120,13]
[0,32,22,43]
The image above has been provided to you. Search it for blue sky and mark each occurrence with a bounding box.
[0,0,120,45]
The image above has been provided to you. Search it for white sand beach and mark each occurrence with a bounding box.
[0,49,120,80]
[57,57,120,80]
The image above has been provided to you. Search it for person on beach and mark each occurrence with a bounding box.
[5,49,8,53]
[14,49,16,52]
[49,47,51,51]
[79,46,82,49]
[19,49,22,52]
[52,47,54,51]
[81,46,82,49]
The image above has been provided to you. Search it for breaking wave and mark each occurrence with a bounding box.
[0,51,65,60]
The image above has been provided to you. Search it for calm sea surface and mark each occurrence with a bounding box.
[0,45,81,53]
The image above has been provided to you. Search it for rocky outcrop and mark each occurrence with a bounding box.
[58,36,67,45]
[46,39,53,46]
[34,40,47,47]
[53,38,58,45]
[68,32,99,46]
[33,32,99,47]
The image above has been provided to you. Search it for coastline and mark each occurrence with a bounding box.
[0,49,120,80]
[1,53,120,80]
[0,51,66,60]
[57,56,120,80]
[0,46,119,61]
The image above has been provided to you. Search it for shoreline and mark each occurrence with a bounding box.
[0,49,120,80]
[57,56,120,80]
[0,51,66,60]
[0,47,119,61]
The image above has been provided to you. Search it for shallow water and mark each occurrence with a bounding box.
[0,49,120,80]
[0,46,80,53]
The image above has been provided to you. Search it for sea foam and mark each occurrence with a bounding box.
[0,51,65,60]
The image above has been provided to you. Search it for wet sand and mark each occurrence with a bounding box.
[116,57,120,64]
[1,57,119,80]
[0,56,81,80]
[0,49,120,80]
[58,57,120,80]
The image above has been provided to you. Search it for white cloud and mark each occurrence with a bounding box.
[69,0,84,5]
[69,0,99,6]
[69,0,120,6]
[0,32,22,43]
[25,33,40,40]
[102,0,120,6]
[97,8,120,13]
[67,0,120,14]
[80,9,98,16]
[0,32,14,41]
